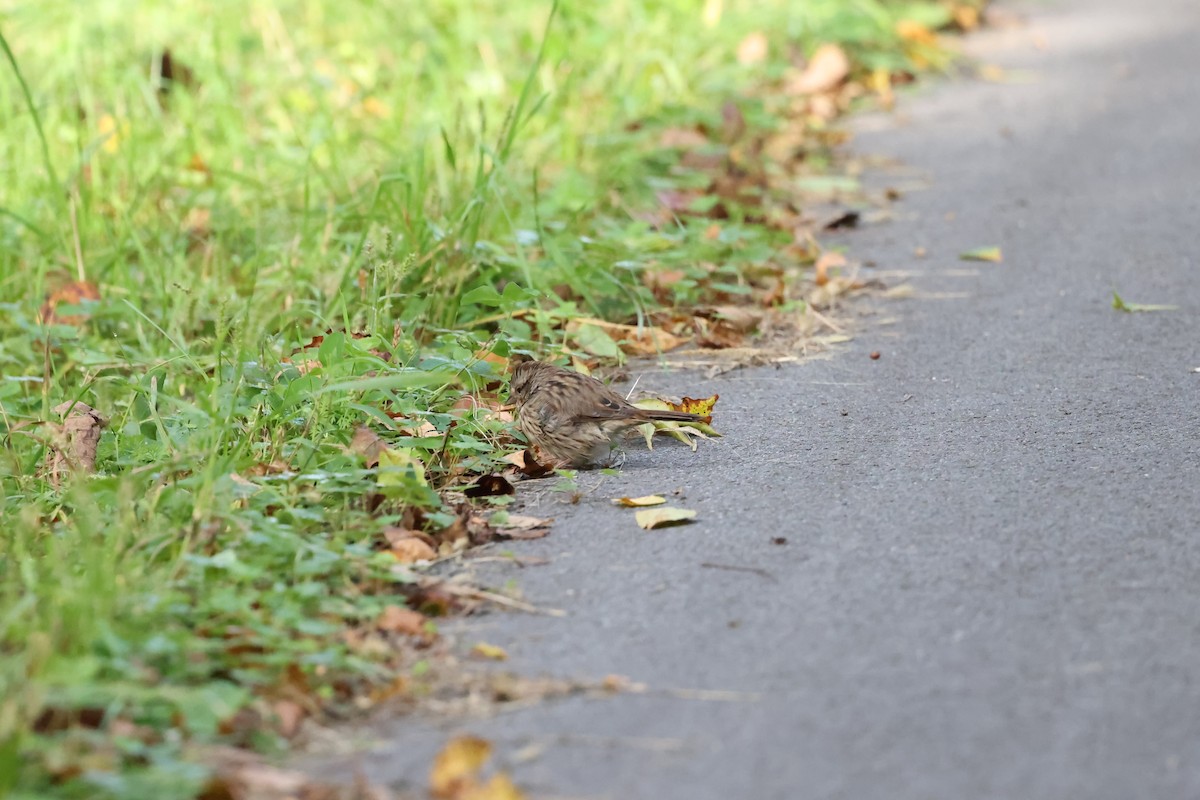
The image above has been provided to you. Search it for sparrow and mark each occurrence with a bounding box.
[509,359,703,469]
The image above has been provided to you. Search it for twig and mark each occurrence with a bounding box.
[700,562,777,582]
[422,579,566,617]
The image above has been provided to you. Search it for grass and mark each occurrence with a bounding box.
[0,0,976,796]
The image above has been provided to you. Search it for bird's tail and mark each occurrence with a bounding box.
[637,409,703,424]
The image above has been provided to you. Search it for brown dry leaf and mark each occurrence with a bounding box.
[471,643,509,661]
[635,507,698,530]
[814,251,848,286]
[612,495,666,508]
[502,449,553,479]
[708,306,763,332]
[473,348,509,371]
[737,31,769,65]
[271,700,305,739]
[787,43,850,95]
[566,318,689,357]
[451,393,513,424]
[202,748,332,800]
[495,514,553,531]
[45,402,106,486]
[659,127,709,149]
[430,735,493,799]
[376,604,427,636]
[389,537,437,564]
[351,425,387,468]
[464,474,515,499]
[491,513,552,541]
[39,280,101,326]
[694,318,745,349]
[642,268,687,302]
[398,419,440,438]
[183,206,211,242]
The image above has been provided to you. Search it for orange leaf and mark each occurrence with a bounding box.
[787,44,850,95]
[39,280,101,326]
[377,605,427,635]
[814,251,847,286]
[389,537,436,564]
[430,736,493,799]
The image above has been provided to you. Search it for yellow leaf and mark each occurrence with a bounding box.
[675,394,719,422]
[635,507,697,530]
[959,246,1003,263]
[97,113,123,154]
[361,96,390,118]
[471,642,509,661]
[430,735,493,798]
[463,772,526,800]
[895,19,938,45]
[378,447,428,486]
[612,495,666,508]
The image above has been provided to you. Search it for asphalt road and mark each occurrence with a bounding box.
[307,1,1200,796]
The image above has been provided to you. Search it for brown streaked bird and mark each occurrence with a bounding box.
[509,359,703,469]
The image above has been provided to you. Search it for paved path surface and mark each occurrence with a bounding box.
[308,1,1200,796]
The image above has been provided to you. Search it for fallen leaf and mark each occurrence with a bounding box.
[814,251,848,286]
[675,394,719,423]
[376,604,427,635]
[45,402,106,486]
[351,425,387,468]
[659,127,709,149]
[1111,291,1177,313]
[463,773,525,800]
[959,246,1003,262]
[494,514,553,531]
[502,449,553,479]
[635,507,698,530]
[378,447,428,488]
[737,31,769,65]
[389,537,437,564]
[451,393,513,424]
[612,495,666,507]
[271,700,305,738]
[952,4,981,30]
[694,319,744,349]
[787,43,850,95]
[430,736,493,799]
[895,19,938,46]
[642,268,688,301]
[39,280,101,326]
[471,643,509,661]
[566,318,689,357]
[473,348,509,371]
[464,474,515,498]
